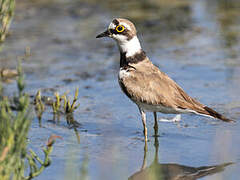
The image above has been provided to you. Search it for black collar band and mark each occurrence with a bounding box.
[120,50,146,67]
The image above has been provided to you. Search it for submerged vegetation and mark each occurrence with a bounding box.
[33,87,81,142]
[51,88,80,118]
[63,88,80,114]
[51,88,81,143]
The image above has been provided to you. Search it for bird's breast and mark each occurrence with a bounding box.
[118,67,131,80]
[118,68,135,100]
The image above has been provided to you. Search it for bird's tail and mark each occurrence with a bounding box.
[194,162,233,178]
[201,106,234,122]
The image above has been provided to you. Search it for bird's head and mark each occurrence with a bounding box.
[96,18,142,57]
[96,18,137,43]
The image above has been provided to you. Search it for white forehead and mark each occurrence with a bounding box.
[108,21,131,30]
[109,22,116,29]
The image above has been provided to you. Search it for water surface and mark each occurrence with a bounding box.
[1,0,240,179]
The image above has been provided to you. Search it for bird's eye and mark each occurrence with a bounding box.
[116,25,125,32]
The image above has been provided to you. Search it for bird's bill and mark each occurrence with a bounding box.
[96,30,110,38]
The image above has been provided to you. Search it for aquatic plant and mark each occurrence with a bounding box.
[51,91,61,122]
[0,0,15,43]
[34,90,45,127]
[0,62,57,180]
[63,87,80,114]
[16,60,25,97]
[62,88,80,143]
[51,88,80,115]
[50,88,81,142]
[52,92,61,113]
[0,80,2,100]
[25,135,61,180]
[0,94,31,180]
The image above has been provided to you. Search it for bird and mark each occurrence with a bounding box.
[129,136,233,180]
[96,18,234,141]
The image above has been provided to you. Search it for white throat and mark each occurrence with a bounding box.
[117,36,142,57]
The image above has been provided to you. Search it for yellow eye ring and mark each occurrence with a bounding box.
[116,25,125,32]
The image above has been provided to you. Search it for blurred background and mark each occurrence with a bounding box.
[1,0,240,179]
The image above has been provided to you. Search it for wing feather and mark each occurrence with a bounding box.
[118,59,233,122]
[119,60,205,111]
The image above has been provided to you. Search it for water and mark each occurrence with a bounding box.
[1,0,240,179]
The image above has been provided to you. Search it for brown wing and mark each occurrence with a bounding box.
[119,59,233,122]
[120,60,204,111]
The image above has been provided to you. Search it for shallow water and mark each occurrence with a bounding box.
[1,0,240,179]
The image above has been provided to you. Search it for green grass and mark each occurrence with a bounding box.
[0,0,15,43]
[0,62,57,180]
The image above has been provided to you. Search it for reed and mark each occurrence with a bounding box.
[0,0,15,43]
[0,62,56,180]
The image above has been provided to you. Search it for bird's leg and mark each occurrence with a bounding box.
[138,107,147,141]
[153,112,158,136]
[141,140,148,170]
[153,133,159,163]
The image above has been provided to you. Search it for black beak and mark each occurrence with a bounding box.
[96,30,110,38]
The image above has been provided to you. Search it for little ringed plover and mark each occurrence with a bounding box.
[96,18,233,141]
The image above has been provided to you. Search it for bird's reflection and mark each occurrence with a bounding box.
[129,136,233,180]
